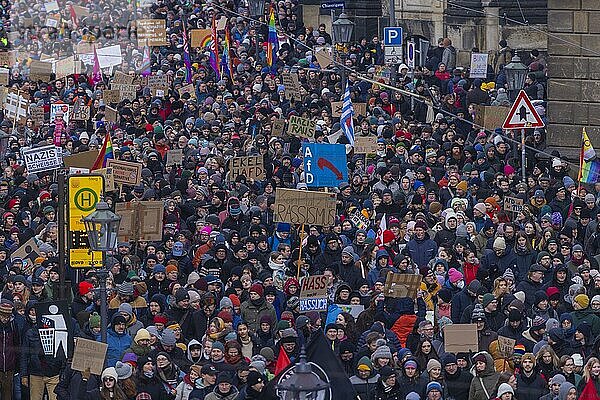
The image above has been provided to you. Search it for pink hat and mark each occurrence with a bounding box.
[448,268,464,284]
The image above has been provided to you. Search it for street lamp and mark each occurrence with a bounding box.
[332,13,354,92]
[276,348,330,400]
[503,55,528,101]
[248,0,266,58]
[83,200,121,343]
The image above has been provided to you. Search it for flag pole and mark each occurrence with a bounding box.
[577,127,585,197]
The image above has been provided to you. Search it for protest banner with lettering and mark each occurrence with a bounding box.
[72,338,108,375]
[137,19,168,46]
[4,92,28,122]
[299,275,328,312]
[96,167,116,192]
[111,83,137,101]
[497,336,516,358]
[444,324,479,353]
[281,72,301,100]
[274,188,336,226]
[350,210,370,231]
[331,101,343,117]
[50,103,71,124]
[288,115,316,139]
[112,71,134,85]
[470,53,489,79]
[229,156,265,181]
[29,105,45,125]
[354,136,378,154]
[22,145,62,173]
[115,201,164,241]
[384,272,422,299]
[70,105,90,121]
[29,60,53,81]
[303,143,348,187]
[504,196,524,213]
[102,90,121,104]
[106,159,142,185]
[104,106,118,122]
[178,83,196,99]
[0,51,15,67]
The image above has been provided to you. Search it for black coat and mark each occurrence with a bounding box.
[445,369,472,400]
[54,363,86,400]
[515,372,549,400]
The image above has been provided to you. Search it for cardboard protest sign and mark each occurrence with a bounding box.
[165,149,183,166]
[299,275,328,312]
[190,29,211,48]
[115,201,164,241]
[314,46,333,68]
[0,68,9,86]
[303,143,348,188]
[384,272,421,299]
[474,105,510,130]
[111,83,137,101]
[497,336,516,358]
[229,156,265,181]
[504,196,524,213]
[22,145,62,173]
[137,19,168,46]
[281,72,301,101]
[354,103,367,116]
[274,188,336,226]
[444,324,479,353]
[12,237,41,270]
[29,105,45,125]
[331,101,343,117]
[272,119,285,136]
[112,71,134,85]
[469,53,489,79]
[178,84,196,99]
[104,106,118,122]
[29,60,53,81]
[0,51,15,67]
[106,159,142,185]
[216,16,228,31]
[96,167,116,192]
[70,105,90,121]
[354,136,378,154]
[55,56,76,79]
[288,115,316,139]
[102,90,121,104]
[63,150,98,169]
[72,338,107,376]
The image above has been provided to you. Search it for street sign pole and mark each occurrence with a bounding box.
[58,170,67,300]
[522,128,526,182]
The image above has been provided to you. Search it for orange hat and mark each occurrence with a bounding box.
[166,264,178,274]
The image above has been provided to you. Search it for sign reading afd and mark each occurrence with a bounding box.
[302,143,348,187]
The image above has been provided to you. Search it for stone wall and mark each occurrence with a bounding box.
[547,0,600,150]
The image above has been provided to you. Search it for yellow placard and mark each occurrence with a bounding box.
[69,249,103,268]
[68,175,104,231]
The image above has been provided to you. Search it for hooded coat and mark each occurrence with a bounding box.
[468,352,500,400]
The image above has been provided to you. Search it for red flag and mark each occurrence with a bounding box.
[69,5,79,28]
[274,346,290,375]
[92,47,102,86]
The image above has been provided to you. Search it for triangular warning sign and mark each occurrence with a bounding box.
[503,90,545,129]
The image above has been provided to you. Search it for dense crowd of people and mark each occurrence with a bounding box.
[0,0,598,399]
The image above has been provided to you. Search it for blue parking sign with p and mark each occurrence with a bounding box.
[383,27,403,46]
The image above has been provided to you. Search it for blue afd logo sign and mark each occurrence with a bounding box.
[302,143,348,188]
[383,27,403,46]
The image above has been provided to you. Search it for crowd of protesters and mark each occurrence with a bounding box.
[0,0,597,399]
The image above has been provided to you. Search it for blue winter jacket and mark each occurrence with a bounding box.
[106,328,132,367]
[404,234,438,268]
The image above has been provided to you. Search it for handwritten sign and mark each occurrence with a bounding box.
[72,338,108,375]
[178,84,196,99]
[354,136,378,154]
[272,119,285,136]
[137,19,168,46]
[106,159,142,185]
[190,29,211,48]
[229,156,265,181]
[274,188,336,226]
[282,72,301,101]
[504,196,524,213]
[166,149,183,166]
[384,272,421,299]
[288,115,315,139]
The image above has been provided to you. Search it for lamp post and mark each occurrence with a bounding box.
[248,0,265,60]
[83,201,121,343]
[276,348,330,400]
[332,13,354,92]
[503,55,528,102]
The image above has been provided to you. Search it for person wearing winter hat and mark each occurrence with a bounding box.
[375,365,402,399]
[406,218,437,269]
[442,352,472,400]
[426,359,443,381]
[240,282,277,333]
[87,312,101,338]
[212,372,239,399]
[515,352,547,399]
[73,280,95,318]
[426,381,443,399]
[350,355,379,400]
[496,382,514,399]
[371,345,392,370]
[83,367,127,400]
[107,314,132,367]
[242,370,266,397]
[115,361,133,380]
[470,352,499,400]
[126,328,152,357]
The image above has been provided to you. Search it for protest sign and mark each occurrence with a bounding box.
[0,51,15,67]
[112,71,134,85]
[497,336,516,358]
[72,338,107,376]
[190,29,211,47]
[299,275,328,312]
[444,324,479,353]
[0,68,8,86]
[350,210,370,231]
[106,159,142,185]
[473,105,510,130]
[63,150,98,170]
[104,106,118,122]
[331,101,343,117]
[229,156,265,181]
[50,103,72,124]
[336,304,364,319]
[96,167,116,192]
[44,0,59,11]
[178,84,196,99]
[469,53,489,79]
[303,143,348,187]
[166,149,183,166]
[102,90,121,104]
[3,91,28,122]
[271,119,285,136]
[55,56,76,79]
[115,201,164,241]
[96,45,123,68]
[354,136,378,154]
[504,196,524,213]
[22,145,62,173]
[288,115,316,139]
[12,237,41,270]
[274,188,336,226]
[29,60,53,81]
[70,105,90,121]
[137,19,168,46]
[314,46,333,68]
[111,83,137,101]
[354,103,367,116]
[29,105,45,125]
[281,72,301,101]
[384,272,421,299]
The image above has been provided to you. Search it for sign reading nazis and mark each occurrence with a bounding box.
[274,188,336,226]
[22,145,62,173]
[288,115,316,139]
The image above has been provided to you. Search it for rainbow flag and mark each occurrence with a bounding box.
[209,16,220,80]
[182,18,192,83]
[221,25,233,79]
[267,6,278,74]
[579,128,600,184]
[91,132,114,170]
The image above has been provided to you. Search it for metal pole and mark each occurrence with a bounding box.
[341,51,346,92]
[98,268,108,343]
[57,171,67,300]
[389,0,396,26]
[521,128,526,182]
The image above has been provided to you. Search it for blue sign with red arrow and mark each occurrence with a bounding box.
[302,143,348,188]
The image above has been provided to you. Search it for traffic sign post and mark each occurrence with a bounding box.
[383,27,403,46]
[502,90,545,183]
[407,41,416,69]
[383,27,403,73]
[68,175,104,268]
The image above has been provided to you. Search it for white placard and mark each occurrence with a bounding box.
[469,53,489,79]
[22,145,62,173]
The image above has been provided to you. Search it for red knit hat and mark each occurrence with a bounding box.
[382,230,395,244]
[250,283,264,297]
[217,310,233,323]
[154,315,168,325]
[228,294,241,307]
[79,281,94,296]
